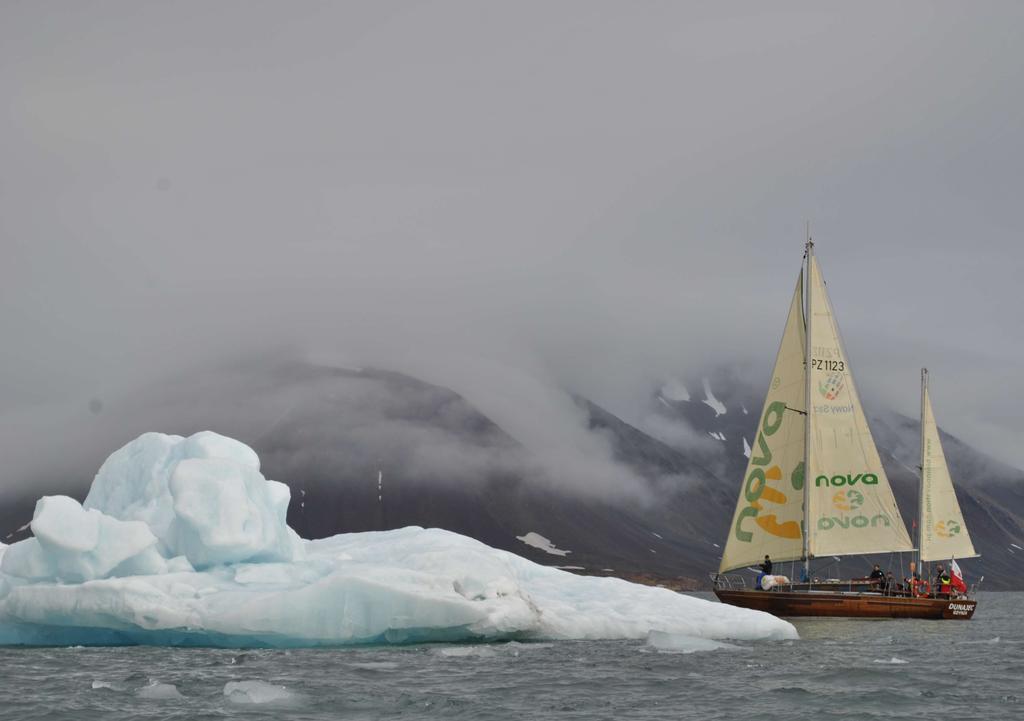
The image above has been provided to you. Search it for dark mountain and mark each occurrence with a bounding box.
[1,360,1021,589]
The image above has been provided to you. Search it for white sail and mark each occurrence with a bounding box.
[719,274,807,573]
[805,252,914,557]
[919,373,977,562]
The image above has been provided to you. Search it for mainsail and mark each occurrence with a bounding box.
[804,251,914,557]
[719,274,807,573]
[919,370,977,562]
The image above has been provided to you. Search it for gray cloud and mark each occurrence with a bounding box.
[1,1,1022,490]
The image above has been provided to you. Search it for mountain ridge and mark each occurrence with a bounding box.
[1,360,1021,589]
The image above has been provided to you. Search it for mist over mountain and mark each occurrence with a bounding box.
[2,358,1020,589]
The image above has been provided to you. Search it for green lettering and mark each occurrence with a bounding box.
[745,467,766,503]
[831,475,846,486]
[818,517,834,530]
[791,461,805,491]
[871,514,890,527]
[848,474,862,485]
[763,401,786,436]
[735,506,758,542]
[751,432,772,467]
[815,475,829,488]
[852,515,868,528]
[863,473,878,485]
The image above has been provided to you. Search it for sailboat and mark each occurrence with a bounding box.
[712,239,979,619]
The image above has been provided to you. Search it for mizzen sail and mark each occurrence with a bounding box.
[805,252,913,557]
[719,273,807,573]
[919,371,977,562]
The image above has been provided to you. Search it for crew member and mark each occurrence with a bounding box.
[760,555,773,575]
[869,564,885,587]
[936,564,952,597]
[885,571,896,594]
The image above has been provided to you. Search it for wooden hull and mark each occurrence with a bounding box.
[715,589,976,620]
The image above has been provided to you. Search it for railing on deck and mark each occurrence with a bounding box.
[712,571,979,599]
[709,573,747,590]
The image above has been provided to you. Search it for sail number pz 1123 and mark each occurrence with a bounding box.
[811,358,845,371]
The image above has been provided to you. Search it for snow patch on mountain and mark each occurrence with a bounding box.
[701,379,727,417]
[660,379,691,402]
[516,532,571,557]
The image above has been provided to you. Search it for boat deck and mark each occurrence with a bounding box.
[714,587,976,619]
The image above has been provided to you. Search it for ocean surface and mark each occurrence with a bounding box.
[0,592,1019,721]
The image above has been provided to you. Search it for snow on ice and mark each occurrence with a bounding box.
[0,432,796,647]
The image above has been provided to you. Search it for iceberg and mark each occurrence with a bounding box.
[0,432,796,647]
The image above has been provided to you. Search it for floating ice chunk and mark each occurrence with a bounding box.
[1,496,158,583]
[224,680,294,704]
[91,680,126,691]
[137,680,183,699]
[701,379,727,416]
[516,532,571,557]
[1,525,797,646]
[435,645,498,658]
[0,433,797,648]
[707,431,726,441]
[872,657,908,664]
[646,631,740,653]
[743,437,752,458]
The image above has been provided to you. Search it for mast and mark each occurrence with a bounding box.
[918,368,927,572]
[802,225,813,581]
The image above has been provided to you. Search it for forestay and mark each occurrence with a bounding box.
[805,254,913,557]
[719,274,807,573]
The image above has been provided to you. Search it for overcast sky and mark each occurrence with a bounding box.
[2,1,1022,472]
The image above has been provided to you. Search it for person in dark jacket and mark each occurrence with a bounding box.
[760,555,773,575]
[869,564,885,590]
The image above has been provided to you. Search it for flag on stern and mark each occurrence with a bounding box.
[950,558,967,594]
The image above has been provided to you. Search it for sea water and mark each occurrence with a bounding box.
[0,592,1018,721]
